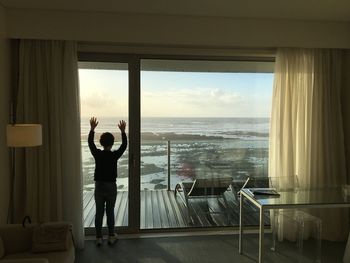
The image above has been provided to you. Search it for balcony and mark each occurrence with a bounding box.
[83,188,267,229]
[82,138,269,229]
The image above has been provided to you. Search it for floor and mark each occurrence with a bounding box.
[75,233,347,263]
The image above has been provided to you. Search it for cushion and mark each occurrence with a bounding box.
[32,222,71,253]
[0,258,49,263]
[0,235,4,259]
[0,224,35,255]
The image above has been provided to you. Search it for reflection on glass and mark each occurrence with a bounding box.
[141,59,274,229]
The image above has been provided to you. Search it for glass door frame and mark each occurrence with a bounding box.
[79,51,275,235]
[79,52,141,234]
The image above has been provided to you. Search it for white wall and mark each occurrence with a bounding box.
[0,6,11,224]
[5,8,350,49]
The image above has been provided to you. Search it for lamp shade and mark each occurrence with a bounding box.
[7,124,42,147]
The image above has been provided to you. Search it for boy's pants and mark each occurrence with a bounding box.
[94,181,117,237]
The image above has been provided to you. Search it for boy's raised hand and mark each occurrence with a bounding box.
[90,117,99,131]
[118,120,126,132]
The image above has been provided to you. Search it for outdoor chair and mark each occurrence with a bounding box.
[174,176,233,225]
[230,176,270,201]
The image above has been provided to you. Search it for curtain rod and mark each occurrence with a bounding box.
[78,41,276,60]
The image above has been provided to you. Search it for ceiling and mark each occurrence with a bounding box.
[1,0,350,22]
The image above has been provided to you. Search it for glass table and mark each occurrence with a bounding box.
[239,187,350,263]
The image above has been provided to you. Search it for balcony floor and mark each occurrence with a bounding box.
[83,190,265,229]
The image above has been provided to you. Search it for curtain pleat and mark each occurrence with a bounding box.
[15,40,84,248]
[269,48,349,241]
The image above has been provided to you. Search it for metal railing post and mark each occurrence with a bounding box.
[167,140,171,191]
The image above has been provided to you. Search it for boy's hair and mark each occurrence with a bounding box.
[100,132,114,148]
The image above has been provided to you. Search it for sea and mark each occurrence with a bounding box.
[81,117,270,191]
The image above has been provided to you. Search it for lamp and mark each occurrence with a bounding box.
[7,124,42,147]
[6,124,42,223]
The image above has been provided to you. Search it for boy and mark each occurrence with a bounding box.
[88,117,127,246]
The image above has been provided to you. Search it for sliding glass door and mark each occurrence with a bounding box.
[78,54,274,234]
[78,61,130,234]
[140,59,274,229]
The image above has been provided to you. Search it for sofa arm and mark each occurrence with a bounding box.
[0,259,49,263]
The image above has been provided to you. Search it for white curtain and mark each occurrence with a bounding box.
[269,48,349,241]
[15,40,84,248]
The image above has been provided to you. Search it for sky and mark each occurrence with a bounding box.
[79,68,274,118]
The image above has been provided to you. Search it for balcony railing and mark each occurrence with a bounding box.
[82,139,269,229]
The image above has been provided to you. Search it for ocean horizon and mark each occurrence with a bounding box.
[81,116,270,135]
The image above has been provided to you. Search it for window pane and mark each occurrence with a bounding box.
[79,62,129,228]
[141,59,273,229]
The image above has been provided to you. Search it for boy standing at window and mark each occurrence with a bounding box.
[88,117,128,246]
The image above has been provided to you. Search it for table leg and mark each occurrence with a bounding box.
[239,193,244,254]
[259,207,264,263]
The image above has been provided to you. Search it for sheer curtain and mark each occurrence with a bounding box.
[269,48,349,241]
[15,40,84,248]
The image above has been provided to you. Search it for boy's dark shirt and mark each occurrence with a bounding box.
[88,131,127,182]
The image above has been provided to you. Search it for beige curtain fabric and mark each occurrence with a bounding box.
[345,235,350,262]
[269,48,349,241]
[15,40,84,248]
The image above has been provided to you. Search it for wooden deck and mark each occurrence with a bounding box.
[83,190,267,229]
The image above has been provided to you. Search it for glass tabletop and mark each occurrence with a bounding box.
[242,187,350,207]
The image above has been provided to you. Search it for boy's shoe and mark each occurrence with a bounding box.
[96,237,103,247]
[108,234,118,245]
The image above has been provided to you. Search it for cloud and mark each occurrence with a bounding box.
[141,86,254,117]
[210,88,224,97]
[81,92,128,117]
[82,92,116,107]
[81,85,270,118]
